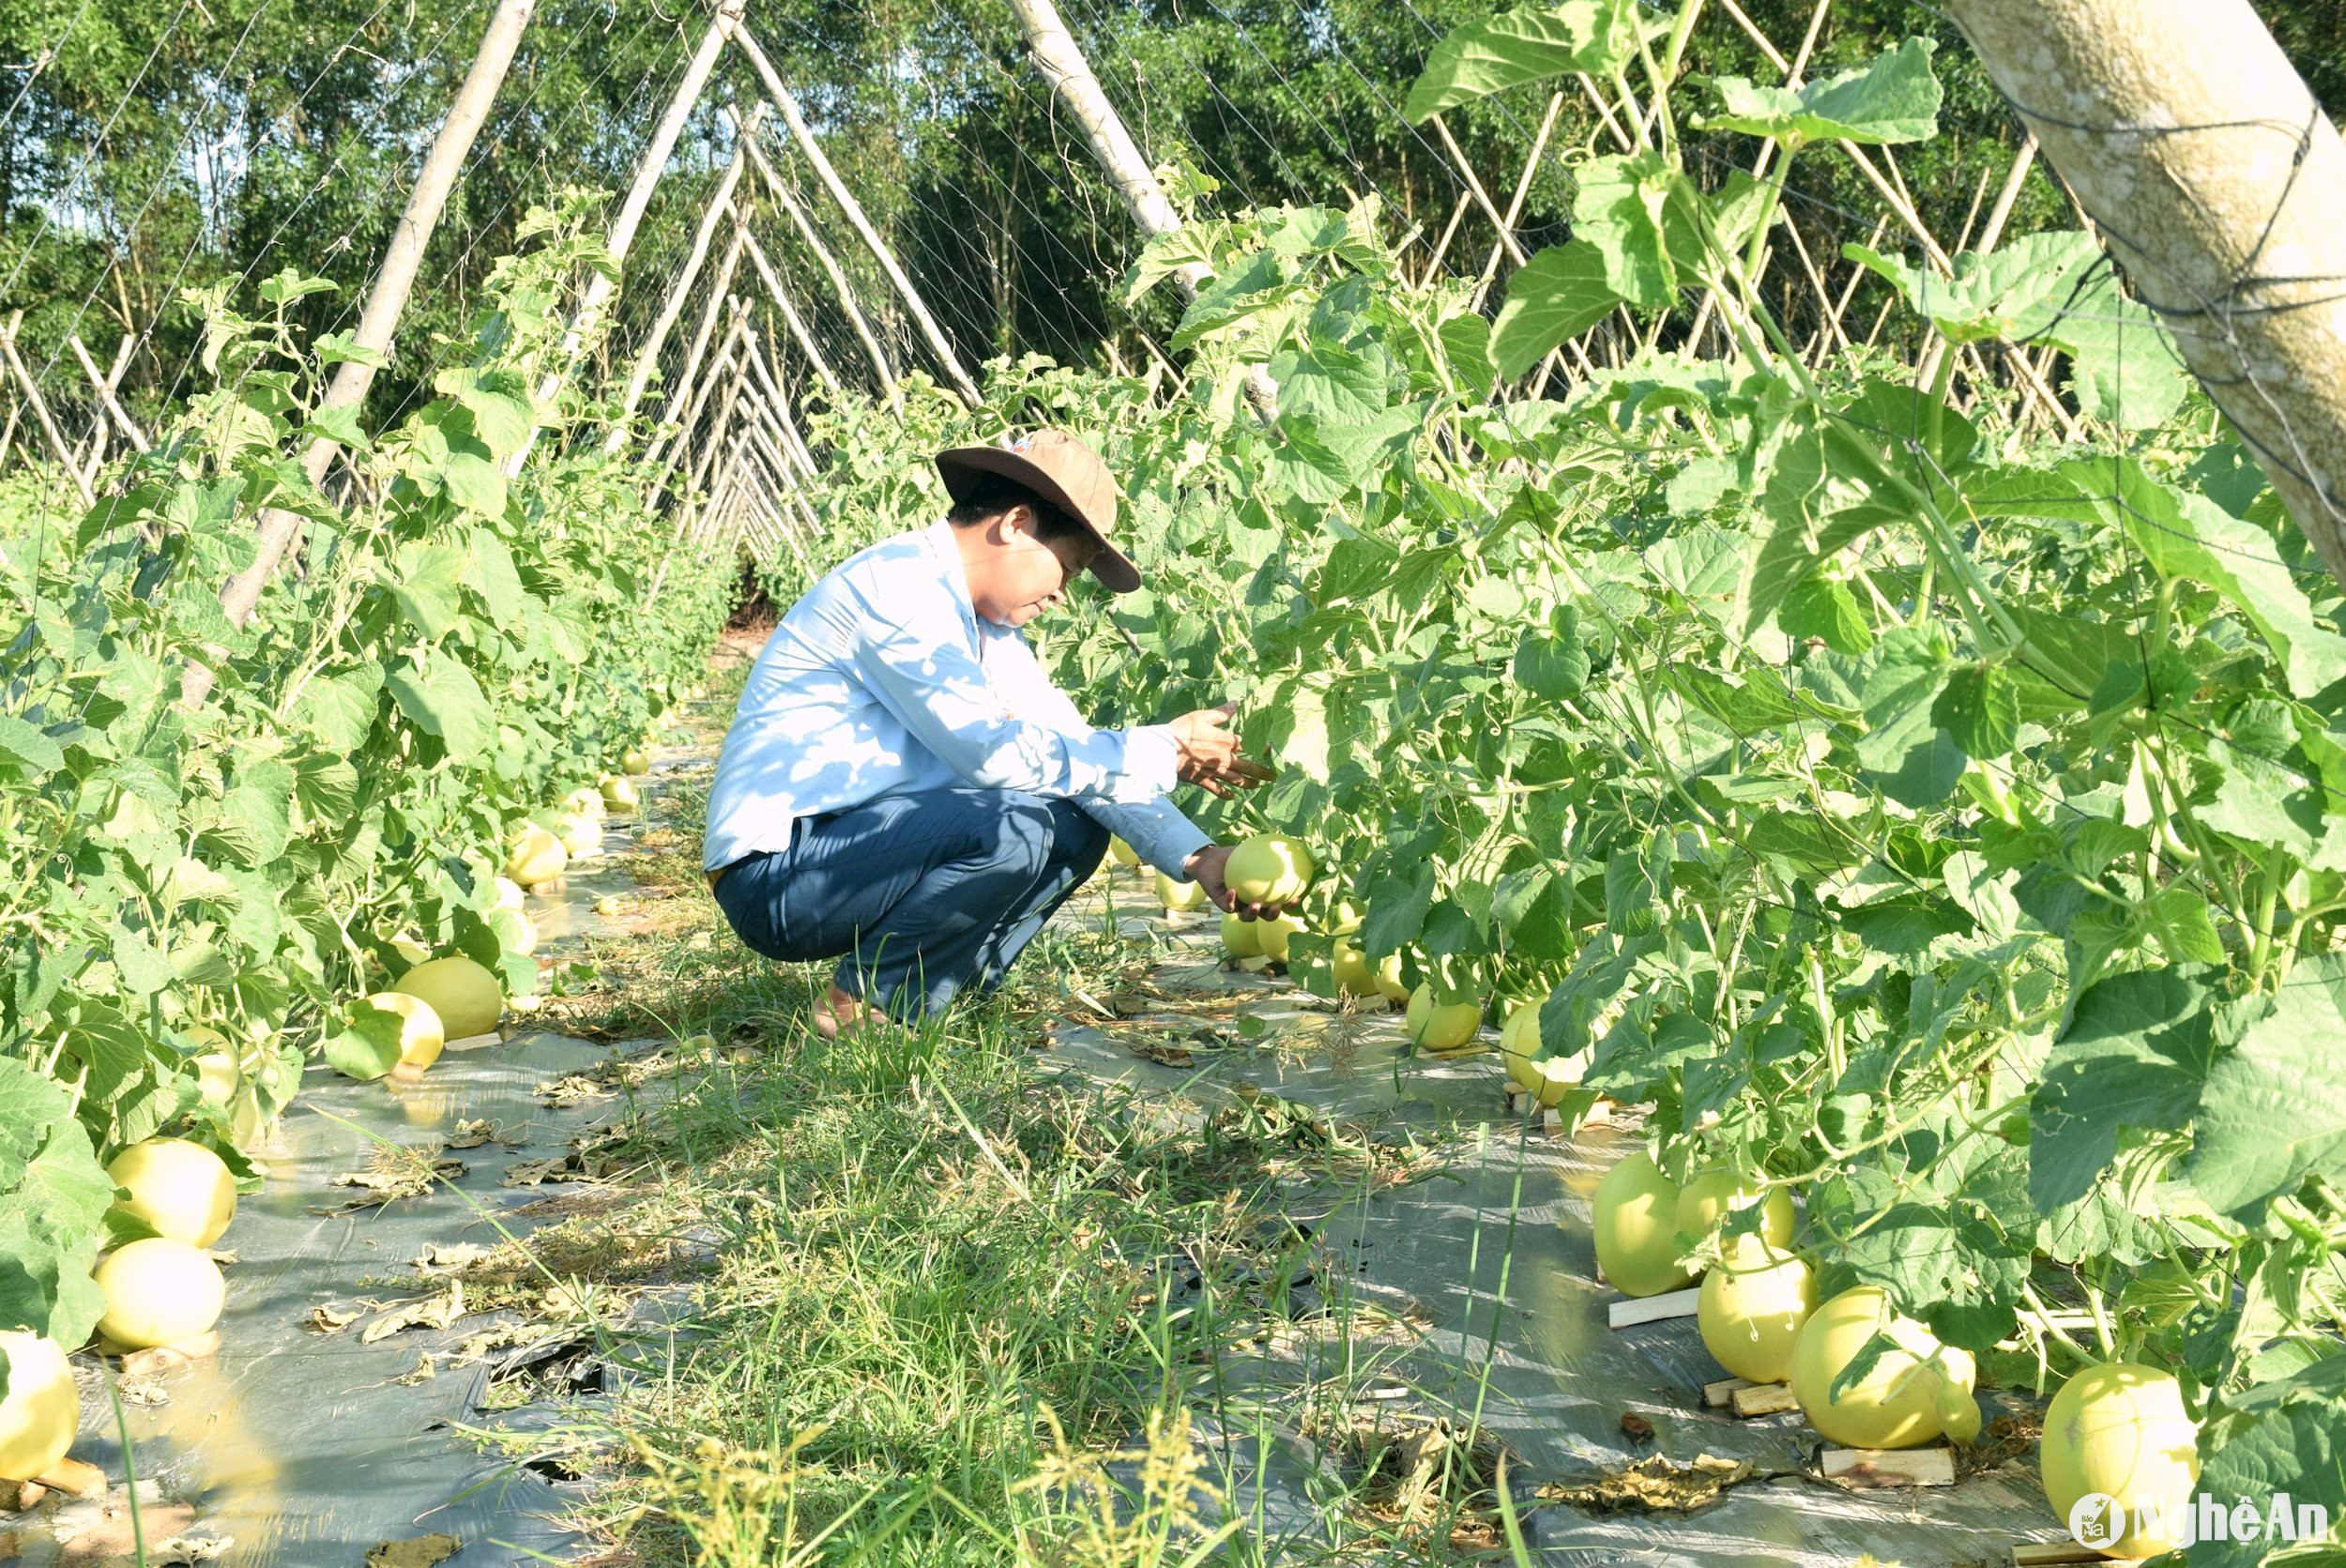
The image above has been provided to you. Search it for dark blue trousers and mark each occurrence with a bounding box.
[711,787,1110,1020]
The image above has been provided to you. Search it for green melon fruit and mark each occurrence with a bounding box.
[392,956,504,1040]
[1224,835,1315,905]
[1592,1150,1693,1298]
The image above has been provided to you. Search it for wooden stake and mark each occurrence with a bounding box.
[2009,1544,2116,1566]
[1729,1381,1801,1418]
[1819,1446,1957,1488]
[1003,0,1206,296]
[606,106,764,451]
[732,23,983,407]
[1418,190,1475,288]
[642,229,747,475]
[69,334,147,452]
[1469,93,1564,312]
[1701,1377,1755,1408]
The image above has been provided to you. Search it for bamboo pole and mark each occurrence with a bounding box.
[688,351,751,498]
[1002,0,1208,297]
[606,105,764,451]
[665,317,751,495]
[204,0,538,689]
[1469,93,1564,312]
[725,106,900,404]
[736,320,814,464]
[0,320,95,509]
[67,334,134,478]
[737,328,810,474]
[731,23,983,406]
[642,229,747,474]
[510,0,746,476]
[734,221,843,395]
[69,335,147,453]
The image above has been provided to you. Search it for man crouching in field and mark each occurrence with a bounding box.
[703,430,1286,1038]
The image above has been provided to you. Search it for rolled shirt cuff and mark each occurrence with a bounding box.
[1085,796,1214,881]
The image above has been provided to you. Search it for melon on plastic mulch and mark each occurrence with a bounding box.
[96,1238,226,1350]
[391,956,504,1040]
[0,1331,77,1482]
[506,827,567,888]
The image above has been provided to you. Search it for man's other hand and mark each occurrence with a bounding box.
[1168,703,1276,799]
[1183,844,1292,919]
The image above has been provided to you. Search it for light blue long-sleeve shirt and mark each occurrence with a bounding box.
[702,520,1213,880]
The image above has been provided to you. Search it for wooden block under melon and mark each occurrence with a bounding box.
[1607,1286,1702,1329]
[1729,1381,1800,1418]
[31,1456,106,1498]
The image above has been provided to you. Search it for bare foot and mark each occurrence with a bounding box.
[810,982,891,1040]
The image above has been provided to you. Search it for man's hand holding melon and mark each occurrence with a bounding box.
[1186,832,1313,922]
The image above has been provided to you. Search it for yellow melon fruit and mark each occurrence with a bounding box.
[1499,1003,1590,1106]
[1222,913,1263,959]
[0,1332,77,1482]
[106,1138,236,1248]
[1254,912,1306,963]
[599,773,639,812]
[1224,835,1315,905]
[1157,872,1210,912]
[556,811,603,858]
[487,906,539,958]
[1698,1236,1816,1383]
[1676,1167,1796,1250]
[360,991,446,1073]
[1405,983,1482,1054]
[1789,1286,1975,1449]
[1108,836,1141,869]
[1330,937,1380,997]
[506,827,567,888]
[2040,1364,2200,1559]
[95,1239,226,1350]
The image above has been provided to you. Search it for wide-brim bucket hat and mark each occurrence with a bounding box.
[934,429,1140,594]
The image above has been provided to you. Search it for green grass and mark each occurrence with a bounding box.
[449,682,1517,1565]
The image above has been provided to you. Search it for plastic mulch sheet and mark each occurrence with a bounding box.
[1044,889,2069,1566]
[8,789,688,1568]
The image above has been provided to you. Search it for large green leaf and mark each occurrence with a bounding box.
[1404,0,1643,122]
[2190,953,2346,1219]
[1845,233,2188,428]
[292,662,385,753]
[2030,966,2217,1208]
[382,539,471,641]
[1571,153,1683,309]
[2071,457,2346,698]
[1698,37,1941,148]
[0,714,64,779]
[386,647,494,757]
[2188,1400,2346,1568]
[0,1059,111,1345]
[1490,242,1621,380]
